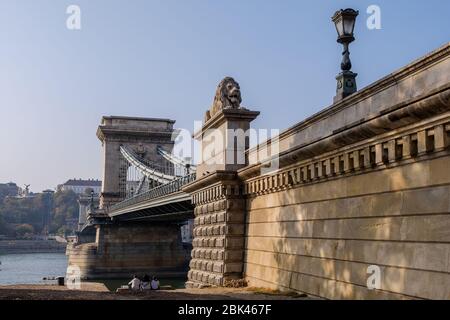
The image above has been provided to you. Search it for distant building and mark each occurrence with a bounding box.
[0,182,19,198]
[0,182,36,199]
[57,179,102,195]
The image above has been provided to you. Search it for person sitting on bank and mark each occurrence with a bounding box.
[128,275,141,291]
[151,276,160,290]
[141,274,151,290]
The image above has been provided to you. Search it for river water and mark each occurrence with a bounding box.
[0,253,187,290]
[0,253,68,285]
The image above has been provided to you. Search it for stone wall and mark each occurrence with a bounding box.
[185,173,247,288]
[184,109,258,288]
[184,42,450,299]
[242,118,450,299]
[67,222,191,279]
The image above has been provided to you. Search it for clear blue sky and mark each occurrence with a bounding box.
[0,0,449,192]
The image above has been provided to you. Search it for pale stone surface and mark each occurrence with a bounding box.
[244,250,450,299]
[244,237,450,272]
[243,152,450,299]
[185,83,259,287]
[245,185,450,223]
[247,156,450,211]
[196,109,259,178]
[241,113,450,299]
[246,214,450,242]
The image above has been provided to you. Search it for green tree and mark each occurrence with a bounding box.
[0,188,79,237]
[15,224,35,237]
[50,190,78,234]
[0,195,47,233]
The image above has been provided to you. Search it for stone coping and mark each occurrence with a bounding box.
[239,81,450,179]
[101,115,176,124]
[193,108,260,139]
[182,171,239,193]
[96,126,175,141]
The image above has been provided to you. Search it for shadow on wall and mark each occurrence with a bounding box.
[245,152,450,299]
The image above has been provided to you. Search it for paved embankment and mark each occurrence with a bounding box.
[0,284,314,300]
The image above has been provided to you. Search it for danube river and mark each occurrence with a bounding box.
[0,253,186,290]
[0,253,67,285]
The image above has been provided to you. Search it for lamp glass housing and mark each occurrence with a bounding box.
[343,15,356,36]
[332,8,358,42]
[334,16,344,37]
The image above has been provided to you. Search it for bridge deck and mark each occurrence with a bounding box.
[107,173,196,222]
[109,190,193,222]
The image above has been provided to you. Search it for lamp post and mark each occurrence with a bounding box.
[332,8,359,102]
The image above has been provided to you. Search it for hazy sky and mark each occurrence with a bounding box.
[0,0,449,192]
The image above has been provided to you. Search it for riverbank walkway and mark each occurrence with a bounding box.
[0,284,314,300]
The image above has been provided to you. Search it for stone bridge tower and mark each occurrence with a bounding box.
[96,116,176,209]
[184,77,260,288]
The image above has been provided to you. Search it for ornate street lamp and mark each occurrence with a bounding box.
[332,8,359,102]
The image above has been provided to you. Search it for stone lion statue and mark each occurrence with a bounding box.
[204,77,243,122]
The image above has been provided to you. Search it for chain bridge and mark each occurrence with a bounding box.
[95,144,196,223]
[67,43,450,299]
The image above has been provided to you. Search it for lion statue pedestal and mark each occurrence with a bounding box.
[195,77,260,178]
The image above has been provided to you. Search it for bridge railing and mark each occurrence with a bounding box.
[109,172,196,214]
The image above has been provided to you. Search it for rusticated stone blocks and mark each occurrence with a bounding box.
[185,192,246,288]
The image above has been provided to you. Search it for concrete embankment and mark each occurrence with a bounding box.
[0,240,66,255]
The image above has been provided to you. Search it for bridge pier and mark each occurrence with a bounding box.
[184,174,247,287]
[67,222,191,280]
[183,106,259,288]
